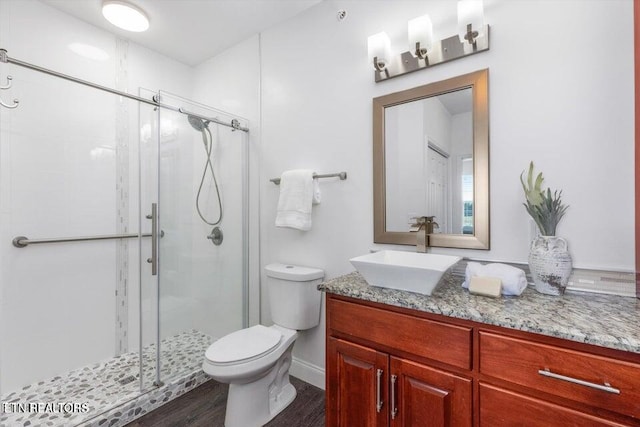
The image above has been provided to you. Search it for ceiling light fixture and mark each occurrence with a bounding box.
[102,0,150,32]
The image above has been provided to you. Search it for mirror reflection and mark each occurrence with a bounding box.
[373,68,489,250]
[384,88,474,234]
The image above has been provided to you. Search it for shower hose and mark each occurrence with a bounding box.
[196,126,223,226]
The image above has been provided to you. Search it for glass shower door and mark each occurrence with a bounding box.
[0,59,148,426]
[152,91,248,385]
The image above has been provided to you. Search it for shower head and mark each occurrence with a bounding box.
[187,115,209,132]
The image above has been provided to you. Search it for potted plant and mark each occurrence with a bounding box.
[520,162,572,295]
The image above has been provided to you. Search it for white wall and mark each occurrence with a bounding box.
[257,0,634,383]
[423,97,453,154]
[385,100,427,232]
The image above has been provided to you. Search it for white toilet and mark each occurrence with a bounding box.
[202,263,324,427]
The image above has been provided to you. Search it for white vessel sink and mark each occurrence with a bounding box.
[350,250,461,295]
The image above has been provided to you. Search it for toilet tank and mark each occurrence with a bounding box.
[265,263,324,330]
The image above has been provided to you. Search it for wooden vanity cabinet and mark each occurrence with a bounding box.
[327,337,472,427]
[325,295,640,427]
[326,297,473,427]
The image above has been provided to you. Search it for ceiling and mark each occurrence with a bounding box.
[40,0,322,67]
[438,88,472,115]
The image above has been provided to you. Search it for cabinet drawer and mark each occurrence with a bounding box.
[328,298,472,370]
[479,383,629,426]
[479,331,640,418]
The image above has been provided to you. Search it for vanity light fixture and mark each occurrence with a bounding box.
[367,32,391,72]
[408,14,433,60]
[368,0,489,82]
[457,0,485,45]
[102,0,150,32]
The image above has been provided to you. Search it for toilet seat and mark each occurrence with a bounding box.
[205,325,282,366]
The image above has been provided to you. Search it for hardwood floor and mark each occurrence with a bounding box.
[126,377,325,427]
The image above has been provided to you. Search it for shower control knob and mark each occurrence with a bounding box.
[207,227,223,246]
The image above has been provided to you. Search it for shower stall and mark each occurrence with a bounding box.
[0,50,249,426]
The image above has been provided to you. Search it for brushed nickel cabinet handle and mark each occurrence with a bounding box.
[376,368,384,413]
[538,369,620,394]
[391,374,398,420]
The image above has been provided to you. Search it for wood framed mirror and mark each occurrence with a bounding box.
[373,69,489,249]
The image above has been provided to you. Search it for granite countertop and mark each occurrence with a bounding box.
[319,272,640,355]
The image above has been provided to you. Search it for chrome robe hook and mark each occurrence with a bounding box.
[0,75,19,109]
[0,75,12,89]
[0,97,19,109]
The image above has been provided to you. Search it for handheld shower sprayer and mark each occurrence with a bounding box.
[187,113,223,244]
[187,115,210,132]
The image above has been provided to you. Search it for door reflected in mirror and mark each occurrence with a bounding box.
[384,88,474,234]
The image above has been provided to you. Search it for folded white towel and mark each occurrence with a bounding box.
[462,262,528,296]
[312,177,321,205]
[275,169,315,231]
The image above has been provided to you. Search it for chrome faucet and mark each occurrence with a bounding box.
[409,216,439,253]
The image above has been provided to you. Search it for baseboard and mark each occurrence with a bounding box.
[290,357,325,390]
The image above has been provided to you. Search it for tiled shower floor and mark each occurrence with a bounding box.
[0,330,213,427]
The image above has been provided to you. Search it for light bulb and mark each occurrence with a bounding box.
[367,32,391,71]
[408,14,433,59]
[457,0,485,44]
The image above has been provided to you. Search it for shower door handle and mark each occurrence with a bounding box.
[150,203,158,276]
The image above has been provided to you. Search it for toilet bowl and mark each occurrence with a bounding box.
[202,263,324,427]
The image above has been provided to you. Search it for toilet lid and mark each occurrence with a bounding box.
[205,325,282,365]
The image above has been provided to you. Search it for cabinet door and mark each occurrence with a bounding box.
[390,357,472,427]
[327,337,389,427]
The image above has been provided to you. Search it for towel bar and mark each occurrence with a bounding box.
[12,231,164,248]
[270,171,347,185]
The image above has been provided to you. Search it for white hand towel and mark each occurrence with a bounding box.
[312,178,321,205]
[462,262,528,296]
[275,169,314,231]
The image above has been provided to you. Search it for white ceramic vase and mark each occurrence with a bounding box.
[528,236,573,296]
